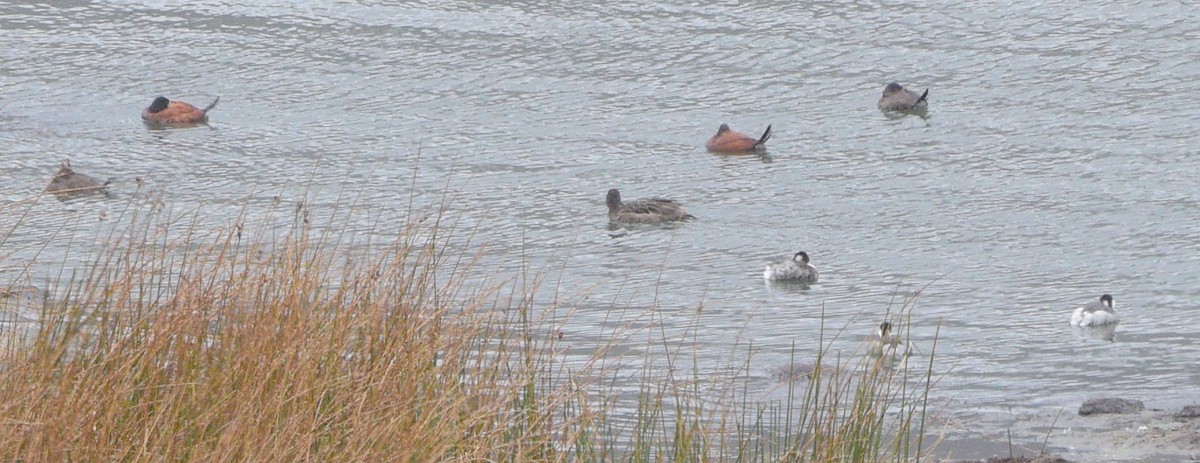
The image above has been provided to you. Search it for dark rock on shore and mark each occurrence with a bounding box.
[1176,405,1200,419]
[986,457,1070,463]
[1078,397,1145,416]
[951,456,1070,463]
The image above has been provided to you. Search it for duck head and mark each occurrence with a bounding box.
[148,96,170,113]
[606,189,622,211]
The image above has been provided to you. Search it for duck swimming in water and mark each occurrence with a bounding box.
[877,82,928,112]
[142,96,220,125]
[869,321,913,358]
[763,251,818,283]
[45,160,109,194]
[1070,294,1118,326]
[706,123,772,154]
[606,188,694,224]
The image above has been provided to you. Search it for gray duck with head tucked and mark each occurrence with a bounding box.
[877,82,928,112]
[763,251,819,283]
[606,188,693,224]
[45,160,110,194]
[1070,294,1118,326]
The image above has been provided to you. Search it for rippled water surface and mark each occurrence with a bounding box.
[3,1,1199,459]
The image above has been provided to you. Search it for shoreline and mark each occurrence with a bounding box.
[936,404,1200,462]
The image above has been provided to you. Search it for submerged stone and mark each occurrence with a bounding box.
[1078,397,1145,416]
[1176,405,1200,419]
[982,456,1070,463]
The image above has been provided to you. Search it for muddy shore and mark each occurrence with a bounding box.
[936,402,1200,463]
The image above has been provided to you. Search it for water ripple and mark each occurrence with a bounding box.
[3,0,1199,445]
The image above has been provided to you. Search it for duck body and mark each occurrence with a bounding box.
[606,189,693,224]
[877,82,928,112]
[870,321,913,358]
[142,96,219,125]
[706,124,772,153]
[45,161,109,194]
[1070,294,1119,326]
[763,251,818,283]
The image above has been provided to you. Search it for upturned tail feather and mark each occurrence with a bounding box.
[916,89,929,104]
[203,96,221,114]
[754,125,772,149]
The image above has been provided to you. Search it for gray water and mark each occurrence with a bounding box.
[3,1,1199,460]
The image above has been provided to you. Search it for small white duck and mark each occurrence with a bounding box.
[1070,294,1118,326]
[763,251,819,283]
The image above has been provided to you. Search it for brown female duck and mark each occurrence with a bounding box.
[606,189,694,224]
[877,83,928,112]
[45,160,109,194]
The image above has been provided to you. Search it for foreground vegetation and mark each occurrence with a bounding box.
[0,196,936,461]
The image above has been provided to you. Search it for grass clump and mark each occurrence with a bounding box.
[0,196,937,462]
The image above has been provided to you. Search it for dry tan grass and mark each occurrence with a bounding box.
[0,196,937,462]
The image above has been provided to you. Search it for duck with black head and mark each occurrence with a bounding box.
[706,123,772,154]
[142,96,219,125]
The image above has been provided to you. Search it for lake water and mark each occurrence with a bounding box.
[3,1,1199,460]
